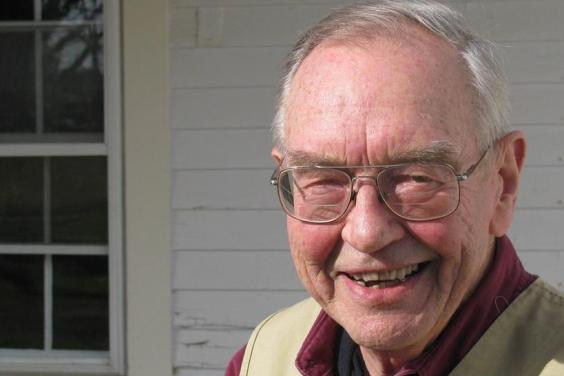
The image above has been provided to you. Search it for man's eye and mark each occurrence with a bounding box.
[410,175,434,183]
[389,174,434,185]
[303,180,345,193]
[390,174,444,194]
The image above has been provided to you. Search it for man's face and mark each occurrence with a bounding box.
[279,30,503,358]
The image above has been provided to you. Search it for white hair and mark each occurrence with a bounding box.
[272,0,510,152]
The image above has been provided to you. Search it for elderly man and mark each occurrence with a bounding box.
[226,1,564,375]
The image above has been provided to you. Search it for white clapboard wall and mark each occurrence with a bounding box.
[169,0,564,374]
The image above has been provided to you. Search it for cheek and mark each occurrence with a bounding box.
[287,219,343,302]
[459,176,500,236]
[405,221,458,255]
[405,221,466,289]
[287,219,343,265]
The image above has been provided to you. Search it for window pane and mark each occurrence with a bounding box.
[51,157,107,244]
[52,255,108,350]
[0,255,44,349]
[0,158,43,243]
[43,25,104,134]
[42,0,102,22]
[0,2,34,21]
[0,32,36,134]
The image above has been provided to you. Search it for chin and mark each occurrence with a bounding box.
[337,309,436,353]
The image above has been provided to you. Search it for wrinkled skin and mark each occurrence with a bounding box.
[273,26,525,375]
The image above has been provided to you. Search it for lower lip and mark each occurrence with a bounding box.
[337,264,430,305]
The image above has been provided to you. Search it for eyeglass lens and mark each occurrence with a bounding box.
[277,164,461,222]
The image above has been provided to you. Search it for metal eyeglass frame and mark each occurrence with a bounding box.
[269,148,490,223]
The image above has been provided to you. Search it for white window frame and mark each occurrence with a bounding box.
[0,1,124,374]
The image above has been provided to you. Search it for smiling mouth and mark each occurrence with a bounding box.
[344,262,428,289]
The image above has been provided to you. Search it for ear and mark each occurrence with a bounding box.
[489,131,526,237]
[272,147,283,165]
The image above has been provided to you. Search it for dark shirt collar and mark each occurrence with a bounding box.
[296,236,536,376]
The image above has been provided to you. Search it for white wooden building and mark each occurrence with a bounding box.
[168,0,564,375]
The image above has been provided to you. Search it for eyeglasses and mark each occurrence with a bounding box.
[270,149,489,223]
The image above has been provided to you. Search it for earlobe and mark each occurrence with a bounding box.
[489,131,526,236]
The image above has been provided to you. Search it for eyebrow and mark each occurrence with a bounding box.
[390,142,461,165]
[284,142,461,167]
[285,150,344,166]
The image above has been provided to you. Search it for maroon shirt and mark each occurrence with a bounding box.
[226,236,535,375]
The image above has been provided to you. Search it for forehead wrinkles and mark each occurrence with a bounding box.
[288,29,468,104]
[287,48,369,116]
[285,44,376,156]
[285,32,476,160]
[286,55,371,161]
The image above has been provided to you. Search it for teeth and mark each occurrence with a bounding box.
[396,268,406,280]
[350,263,420,286]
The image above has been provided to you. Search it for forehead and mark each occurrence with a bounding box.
[284,27,477,165]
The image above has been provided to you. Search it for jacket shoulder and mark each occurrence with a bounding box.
[239,298,321,376]
[533,280,564,375]
[451,278,564,375]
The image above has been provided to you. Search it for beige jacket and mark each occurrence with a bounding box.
[240,279,564,375]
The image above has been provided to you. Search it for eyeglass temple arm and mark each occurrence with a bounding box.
[456,147,490,181]
[270,167,307,199]
[270,168,279,186]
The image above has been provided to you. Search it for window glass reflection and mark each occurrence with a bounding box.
[43,25,104,134]
[0,32,36,134]
[51,156,107,244]
[42,0,102,22]
[53,255,108,350]
[0,255,44,349]
[0,158,44,243]
[0,2,34,21]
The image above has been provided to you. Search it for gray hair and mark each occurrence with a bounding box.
[272,0,510,153]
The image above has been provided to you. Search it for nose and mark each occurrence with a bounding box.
[341,178,405,253]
